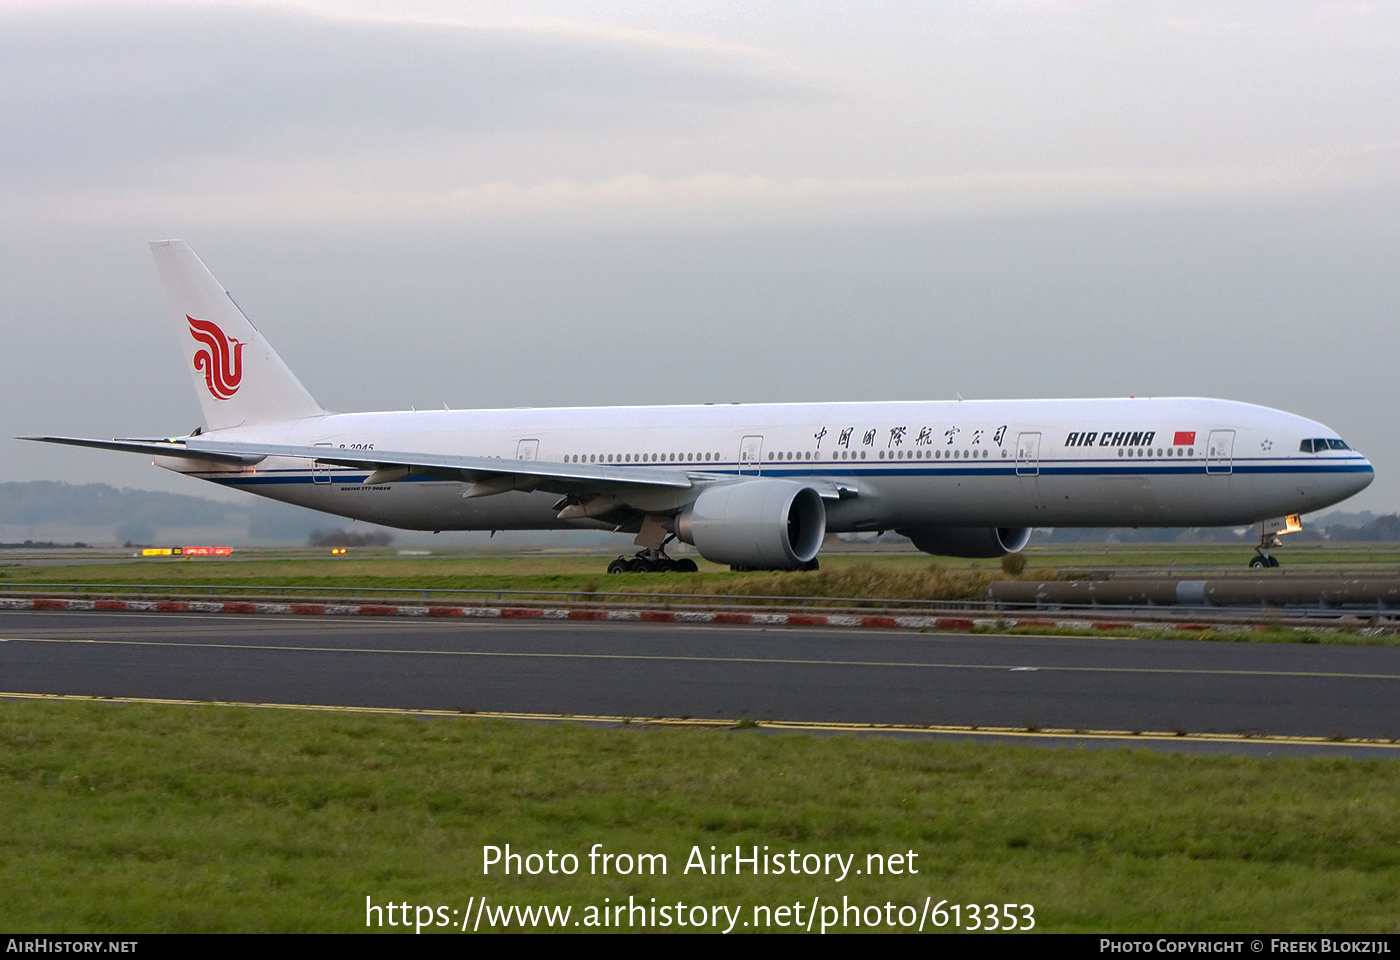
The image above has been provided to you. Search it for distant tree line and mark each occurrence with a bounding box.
[308,529,394,548]
[0,481,342,543]
[1314,514,1400,541]
[0,481,235,543]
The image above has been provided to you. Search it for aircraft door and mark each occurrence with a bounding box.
[516,439,539,461]
[739,435,764,476]
[1206,430,1234,475]
[1015,432,1041,477]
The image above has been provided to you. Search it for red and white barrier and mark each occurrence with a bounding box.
[0,594,1326,635]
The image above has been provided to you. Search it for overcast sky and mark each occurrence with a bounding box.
[3,0,1397,517]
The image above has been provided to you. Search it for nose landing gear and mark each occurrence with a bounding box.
[1247,515,1300,568]
[1249,542,1281,569]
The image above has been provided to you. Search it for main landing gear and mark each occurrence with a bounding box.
[607,547,699,574]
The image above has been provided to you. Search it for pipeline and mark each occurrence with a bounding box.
[988,576,1400,609]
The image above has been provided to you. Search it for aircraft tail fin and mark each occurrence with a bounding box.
[150,240,326,431]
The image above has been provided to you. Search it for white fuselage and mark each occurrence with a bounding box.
[34,242,1374,567]
[170,396,1373,533]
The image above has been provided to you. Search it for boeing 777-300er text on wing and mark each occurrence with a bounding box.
[26,241,1374,572]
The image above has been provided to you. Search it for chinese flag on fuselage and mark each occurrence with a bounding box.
[1173,431,1196,446]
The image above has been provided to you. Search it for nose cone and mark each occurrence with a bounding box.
[1318,447,1374,508]
[1288,409,1374,508]
[1348,452,1376,496]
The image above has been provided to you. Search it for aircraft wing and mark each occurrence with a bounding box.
[183,438,700,494]
[21,436,268,466]
[21,435,857,499]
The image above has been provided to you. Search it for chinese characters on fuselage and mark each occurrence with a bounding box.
[817,424,1010,453]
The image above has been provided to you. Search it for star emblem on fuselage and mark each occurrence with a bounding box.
[1261,439,1273,451]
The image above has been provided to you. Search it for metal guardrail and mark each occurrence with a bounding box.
[1,581,1396,625]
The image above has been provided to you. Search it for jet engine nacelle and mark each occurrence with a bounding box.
[897,525,1032,559]
[676,479,826,570]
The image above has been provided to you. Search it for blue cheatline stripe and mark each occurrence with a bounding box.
[196,460,1372,486]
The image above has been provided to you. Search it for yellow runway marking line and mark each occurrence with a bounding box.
[3,690,1399,749]
[5,636,1400,681]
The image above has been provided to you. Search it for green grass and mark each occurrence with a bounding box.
[3,549,1398,642]
[1,700,1398,933]
[0,555,1001,603]
[5,540,1396,601]
[3,542,1397,594]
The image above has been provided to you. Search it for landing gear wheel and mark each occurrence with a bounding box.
[1251,528,1284,569]
[608,544,695,573]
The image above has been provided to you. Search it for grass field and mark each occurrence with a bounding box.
[3,546,1398,932]
[2,542,1398,605]
[1,700,1398,934]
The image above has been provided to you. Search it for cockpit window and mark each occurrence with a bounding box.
[1301,438,1351,453]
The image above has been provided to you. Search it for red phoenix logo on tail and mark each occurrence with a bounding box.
[187,316,244,400]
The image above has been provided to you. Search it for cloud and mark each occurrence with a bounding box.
[5,2,1398,232]
[11,145,1398,229]
[0,4,807,188]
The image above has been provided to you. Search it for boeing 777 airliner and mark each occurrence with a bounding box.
[26,241,1374,572]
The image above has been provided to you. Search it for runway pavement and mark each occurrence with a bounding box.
[2,609,1399,756]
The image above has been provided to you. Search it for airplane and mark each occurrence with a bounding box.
[26,240,1374,572]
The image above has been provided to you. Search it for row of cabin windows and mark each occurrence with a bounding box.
[567,452,722,464]
[1119,447,1194,458]
[562,446,1215,464]
[554,439,1352,464]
